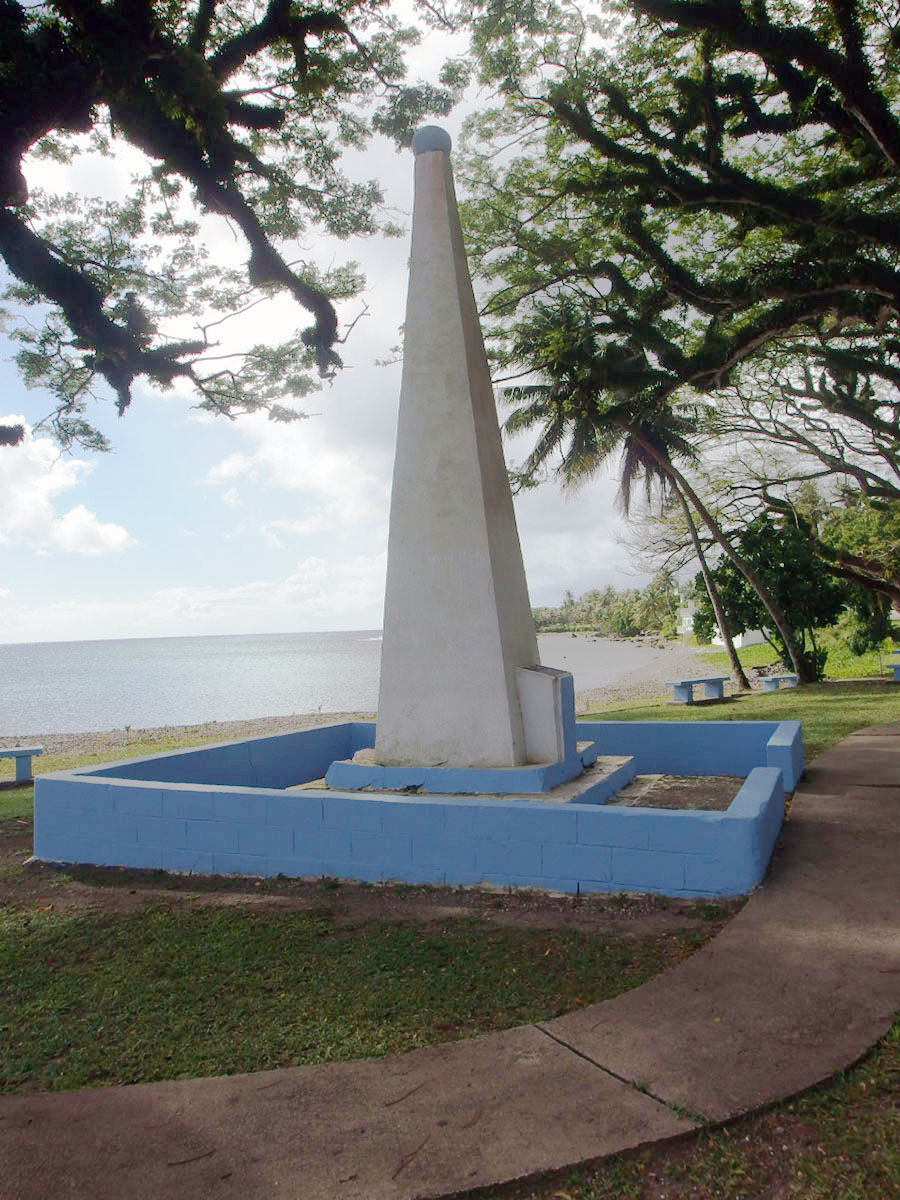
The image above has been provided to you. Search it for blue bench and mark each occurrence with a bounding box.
[888,651,900,681]
[0,745,44,784]
[666,676,729,704]
[762,674,798,692]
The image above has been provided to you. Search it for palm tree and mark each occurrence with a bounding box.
[619,427,749,687]
[502,303,811,681]
[670,484,751,691]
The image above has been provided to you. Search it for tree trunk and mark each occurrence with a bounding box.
[628,427,813,682]
[674,486,751,691]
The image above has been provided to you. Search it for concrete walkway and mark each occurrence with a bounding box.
[2,726,899,1200]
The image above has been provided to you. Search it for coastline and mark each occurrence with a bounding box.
[538,632,710,709]
[11,637,715,756]
[20,711,375,759]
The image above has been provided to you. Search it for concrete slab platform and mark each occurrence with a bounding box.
[317,753,635,803]
[0,1025,694,1200]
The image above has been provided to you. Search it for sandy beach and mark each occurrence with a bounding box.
[538,632,711,709]
[17,636,714,757]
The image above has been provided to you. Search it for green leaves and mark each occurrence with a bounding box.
[693,513,850,679]
[459,0,900,409]
[453,0,900,614]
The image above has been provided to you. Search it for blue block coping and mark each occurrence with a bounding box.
[32,718,801,899]
[326,751,589,794]
[583,720,803,792]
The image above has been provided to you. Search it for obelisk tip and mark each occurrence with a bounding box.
[411,126,452,156]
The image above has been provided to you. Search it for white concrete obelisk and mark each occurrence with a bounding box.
[374,127,542,769]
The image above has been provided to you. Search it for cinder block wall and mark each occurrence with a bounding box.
[580,720,802,790]
[85,723,368,788]
[33,720,796,898]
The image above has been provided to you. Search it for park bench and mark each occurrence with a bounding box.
[761,674,798,692]
[0,745,44,784]
[665,676,729,704]
[888,650,900,681]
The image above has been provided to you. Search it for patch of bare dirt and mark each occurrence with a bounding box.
[0,818,742,936]
[609,773,743,810]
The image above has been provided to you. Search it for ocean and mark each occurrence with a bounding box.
[0,630,678,735]
[0,631,384,735]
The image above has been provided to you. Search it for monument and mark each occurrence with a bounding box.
[327,126,590,792]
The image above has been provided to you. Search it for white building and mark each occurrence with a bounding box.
[678,597,766,647]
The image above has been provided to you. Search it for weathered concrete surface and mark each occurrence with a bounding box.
[802,725,900,788]
[2,727,898,1199]
[0,1026,693,1200]
[374,129,540,770]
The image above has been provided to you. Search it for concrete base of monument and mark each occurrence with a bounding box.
[32,718,802,899]
[324,737,602,795]
[333,668,594,795]
[313,750,635,805]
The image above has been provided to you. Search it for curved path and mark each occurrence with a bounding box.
[2,726,899,1200]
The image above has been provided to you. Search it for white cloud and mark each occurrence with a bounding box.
[50,504,136,556]
[205,414,391,541]
[511,461,645,605]
[259,516,331,547]
[277,554,387,623]
[0,419,136,556]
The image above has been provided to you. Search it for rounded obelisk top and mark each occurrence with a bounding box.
[412,126,452,156]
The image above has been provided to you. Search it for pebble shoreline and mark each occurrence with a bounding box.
[18,712,374,759]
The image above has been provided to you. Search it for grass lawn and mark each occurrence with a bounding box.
[0,785,33,820]
[0,904,710,1095]
[587,678,900,760]
[696,625,896,680]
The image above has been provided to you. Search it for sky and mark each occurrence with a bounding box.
[0,16,641,647]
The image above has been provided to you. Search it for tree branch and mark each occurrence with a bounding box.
[210,4,348,81]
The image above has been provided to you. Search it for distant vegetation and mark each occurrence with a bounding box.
[533,571,679,637]
[535,572,898,682]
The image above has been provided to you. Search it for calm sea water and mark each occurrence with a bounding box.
[0,631,384,734]
[0,630,673,735]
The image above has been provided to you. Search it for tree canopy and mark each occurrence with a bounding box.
[0,0,459,449]
[454,0,900,609]
[461,0,900,399]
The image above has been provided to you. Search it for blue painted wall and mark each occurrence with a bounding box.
[33,718,797,898]
[86,723,375,788]
[579,720,802,791]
